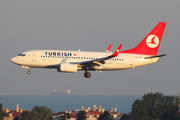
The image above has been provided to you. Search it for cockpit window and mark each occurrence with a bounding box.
[18,54,26,57]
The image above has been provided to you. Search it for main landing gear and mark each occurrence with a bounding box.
[84,72,91,78]
[84,68,91,78]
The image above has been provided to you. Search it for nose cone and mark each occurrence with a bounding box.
[11,57,16,63]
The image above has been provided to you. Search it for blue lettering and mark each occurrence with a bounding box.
[53,52,56,56]
[44,52,73,57]
[64,53,67,56]
[57,52,61,56]
[68,53,72,56]
[49,52,52,56]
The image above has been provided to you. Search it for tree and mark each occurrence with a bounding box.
[76,110,86,120]
[67,111,70,120]
[21,106,53,120]
[98,111,114,120]
[21,111,39,120]
[120,114,132,120]
[60,115,66,120]
[13,116,20,120]
[0,104,4,120]
[124,92,180,120]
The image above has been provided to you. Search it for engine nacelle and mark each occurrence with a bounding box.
[57,63,78,73]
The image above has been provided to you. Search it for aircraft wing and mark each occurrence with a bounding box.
[73,44,122,69]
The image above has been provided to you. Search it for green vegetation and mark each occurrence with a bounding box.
[76,110,86,120]
[0,104,3,120]
[21,106,53,120]
[98,111,115,120]
[67,112,70,120]
[120,92,180,120]
[60,114,66,120]
[13,116,20,120]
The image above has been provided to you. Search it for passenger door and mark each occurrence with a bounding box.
[32,52,37,61]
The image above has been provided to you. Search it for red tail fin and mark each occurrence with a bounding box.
[121,22,166,55]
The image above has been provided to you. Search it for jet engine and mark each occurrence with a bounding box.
[57,63,78,73]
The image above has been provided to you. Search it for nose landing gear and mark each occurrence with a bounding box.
[27,70,31,75]
[21,66,31,75]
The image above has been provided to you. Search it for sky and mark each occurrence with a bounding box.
[0,0,180,95]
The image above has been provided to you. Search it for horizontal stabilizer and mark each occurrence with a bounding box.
[144,54,167,59]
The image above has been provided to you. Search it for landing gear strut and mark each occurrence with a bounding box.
[84,68,91,78]
[21,66,31,75]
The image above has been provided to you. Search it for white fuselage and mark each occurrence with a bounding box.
[11,50,159,71]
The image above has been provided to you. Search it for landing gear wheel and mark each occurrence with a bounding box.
[84,72,91,78]
[27,71,31,75]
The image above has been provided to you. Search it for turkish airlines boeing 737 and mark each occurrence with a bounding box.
[11,22,166,78]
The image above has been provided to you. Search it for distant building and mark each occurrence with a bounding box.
[53,112,66,120]
[53,105,123,120]
[3,104,25,120]
[86,110,102,120]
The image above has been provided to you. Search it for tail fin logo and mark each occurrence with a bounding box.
[146,35,159,48]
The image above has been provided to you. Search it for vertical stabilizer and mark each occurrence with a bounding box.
[121,22,166,55]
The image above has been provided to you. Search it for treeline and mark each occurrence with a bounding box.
[21,106,53,120]
[121,92,180,120]
[0,105,52,120]
[0,92,180,120]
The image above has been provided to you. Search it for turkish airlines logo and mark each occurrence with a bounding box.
[146,35,159,48]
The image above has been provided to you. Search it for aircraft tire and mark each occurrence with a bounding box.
[84,72,91,78]
[27,71,31,75]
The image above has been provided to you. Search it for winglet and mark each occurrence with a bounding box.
[111,44,122,57]
[105,45,112,52]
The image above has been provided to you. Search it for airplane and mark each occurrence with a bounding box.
[11,22,166,78]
